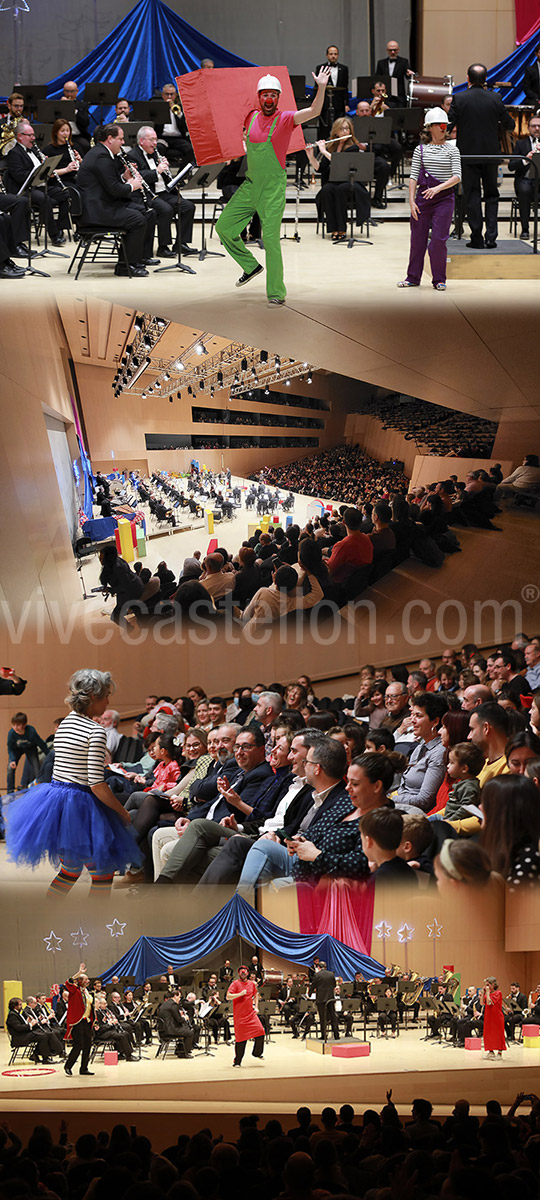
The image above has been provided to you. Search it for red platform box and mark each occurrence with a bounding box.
[523,1024,540,1037]
[103,1051,118,1066]
[332,1043,370,1058]
[207,538,218,554]
[464,1037,482,1050]
[177,67,306,165]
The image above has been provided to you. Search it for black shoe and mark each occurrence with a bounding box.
[181,243,198,255]
[372,198,386,209]
[114,264,148,277]
[466,238,484,248]
[79,1069,95,1075]
[141,256,160,265]
[14,243,36,258]
[235,263,263,287]
[51,233,66,246]
[157,246,176,258]
[520,229,530,240]
[485,240,497,249]
[64,1064,73,1076]
[0,260,26,278]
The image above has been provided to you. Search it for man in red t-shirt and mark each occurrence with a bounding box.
[325,508,373,585]
[216,68,330,303]
[227,964,265,1065]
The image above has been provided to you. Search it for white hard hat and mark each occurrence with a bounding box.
[257,74,282,93]
[424,106,449,125]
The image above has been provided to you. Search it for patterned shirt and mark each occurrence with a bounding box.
[292,794,369,883]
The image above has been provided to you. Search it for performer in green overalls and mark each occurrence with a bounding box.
[216,69,331,305]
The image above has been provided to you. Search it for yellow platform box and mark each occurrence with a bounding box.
[523,1036,540,1048]
[3,980,23,1022]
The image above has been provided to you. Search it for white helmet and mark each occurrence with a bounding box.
[424,106,449,125]
[257,74,282,93]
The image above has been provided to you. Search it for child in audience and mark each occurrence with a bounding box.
[359,807,418,885]
[443,742,484,821]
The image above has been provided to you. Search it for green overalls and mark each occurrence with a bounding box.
[216,112,287,301]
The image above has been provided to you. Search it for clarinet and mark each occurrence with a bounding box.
[118,150,153,207]
[155,149,172,185]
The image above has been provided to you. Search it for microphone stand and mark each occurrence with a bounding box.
[155,161,196,276]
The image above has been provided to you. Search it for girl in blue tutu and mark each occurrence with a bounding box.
[6,668,141,895]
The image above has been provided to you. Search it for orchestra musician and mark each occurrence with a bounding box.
[108,991,141,1051]
[157,991,195,1057]
[124,988,153,1045]
[6,997,54,1063]
[219,960,234,986]
[43,118,82,182]
[4,120,70,245]
[204,991,232,1044]
[277,975,300,1033]
[127,125,196,257]
[453,986,483,1046]
[375,41,414,107]
[314,45,349,138]
[334,984,354,1037]
[22,996,64,1057]
[76,123,156,276]
[305,116,371,242]
[508,114,540,241]
[503,982,528,1042]
[377,984,398,1037]
[155,83,193,167]
[59,81,91,156]
[0,92,24,153]
[427,980,454,1040]
[93,995,135,1060]
[115,98,132,123]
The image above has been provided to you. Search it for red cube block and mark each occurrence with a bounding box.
[103,1051,118,1066]
[332,1043,370,1058]
[522,1024,540,1037]
[464,1037,482,1050]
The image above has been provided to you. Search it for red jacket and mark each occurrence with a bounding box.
[64,979,94,1040]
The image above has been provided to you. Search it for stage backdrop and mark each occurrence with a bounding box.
[100,894,384,984]
[453,18,540,102]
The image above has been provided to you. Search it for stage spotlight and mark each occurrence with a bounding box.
[162,371,170,382]
[173,358,184,371]
[217,370,223,386]
[307,374,312,384]
[169,396,173,403]
[241,357,248,372]
[141,391,147,399]
[134,316,143,331]
[199,380,204,390]
[264,386,269,396]
[260,350,268,363]
[177,391,181,399]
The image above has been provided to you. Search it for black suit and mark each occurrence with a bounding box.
[6,1009,52,1062]
[76,143,155,264]
[523,60,540,105]
[509,136,540,231]
[375,56,411,105]
[448,85,514,244]
[312,968,340,1040]
[158,998,194,1054]
[4,142,70,238]
[315,62,349,136]
[126,144,195,248]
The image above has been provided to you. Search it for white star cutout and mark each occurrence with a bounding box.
[427,917,443,939]
[71,927,89,949]
[397,923,414,943]
[43,930,63,953]
[105,918,126,938]
[374,920,392,939]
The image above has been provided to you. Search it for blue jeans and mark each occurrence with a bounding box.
[237,839,294,891]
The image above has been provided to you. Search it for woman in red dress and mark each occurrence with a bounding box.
[227,965,265,1066]
[482,976,506,1057]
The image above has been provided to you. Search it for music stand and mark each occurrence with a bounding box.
[353,114,393,149]
[390,108,423,136]
[329,151,374,246]
[37,100,75,125]
[322,84,349,134]
[182,163,225,261]
[18,84,48,118]
[32,122,53,149]
[147,99,171,126]
[154,160,197,276]
[17,153,63,274]
[84,82,119,126]
[119,121,144,146]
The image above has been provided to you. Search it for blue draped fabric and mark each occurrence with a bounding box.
[454,28,540,102]
[45,0,254,123]
[101,895,384,984]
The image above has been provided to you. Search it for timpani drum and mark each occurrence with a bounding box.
[408,75,453,108]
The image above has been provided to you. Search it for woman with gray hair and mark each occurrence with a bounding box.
[6,669,139,894]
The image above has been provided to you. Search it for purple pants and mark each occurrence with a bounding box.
[405,189,455,286]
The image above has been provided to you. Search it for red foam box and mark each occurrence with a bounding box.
[464,1037,482,1050]
[332,1043,370,1058]
[177,67,305,165]
[207,538,218,554]
[523,1024,540,1037]
[103,1051,118,1066]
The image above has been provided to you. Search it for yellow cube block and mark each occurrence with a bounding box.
[3,980,23,1022]
[117,518,134,562]
[523,1036,540,1048]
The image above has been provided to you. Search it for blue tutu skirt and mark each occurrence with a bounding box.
[5,780,142,874]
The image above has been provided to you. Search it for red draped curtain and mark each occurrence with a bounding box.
[515,0,540,44]
[296,876,376,955]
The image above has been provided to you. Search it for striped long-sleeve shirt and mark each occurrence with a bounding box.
[410,141,461,183]
[52,711,107,787]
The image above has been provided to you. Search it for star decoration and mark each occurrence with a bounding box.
[375,920,392,939]
[71,927,89,949]
[105,918,126,938]
[397,923,414,944]
[43,930,63,953]
[0,0,30,10]
[427,917,443,939]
